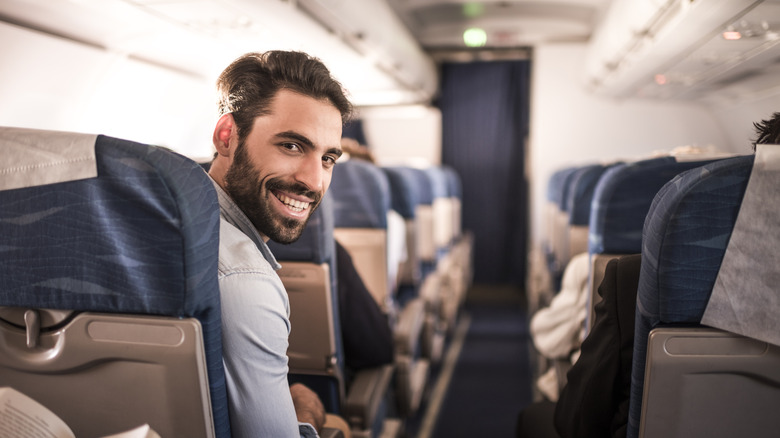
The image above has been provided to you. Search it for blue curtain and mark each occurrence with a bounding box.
[438,60,530,286]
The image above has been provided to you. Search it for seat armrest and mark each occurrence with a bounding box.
[393,298,425,356]
[344,364,395,431]
[321,427,345,438]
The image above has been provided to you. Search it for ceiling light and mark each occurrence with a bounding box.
[463,28,487,47]
[722,30,742,40]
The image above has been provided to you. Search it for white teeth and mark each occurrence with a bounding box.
[277,193,310,212]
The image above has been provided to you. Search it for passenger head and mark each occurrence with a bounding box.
[216,51,353,146]
[210,51,352,244]
[340,137,376,163]
[751,112,780,151]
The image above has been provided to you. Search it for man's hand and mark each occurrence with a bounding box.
[290,383,326,433]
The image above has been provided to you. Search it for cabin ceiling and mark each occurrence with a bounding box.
[2,0,780,105]
[0,0,610,105]
[386,0,608,49]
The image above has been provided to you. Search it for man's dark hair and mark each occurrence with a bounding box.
[751,112,780,151]
[216,51,353,145]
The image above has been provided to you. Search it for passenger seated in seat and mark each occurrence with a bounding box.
[529,252,590,400]
[752,112,780,151]
[336,240,395,373]
[516,254,641,438]
[208,51,353,438]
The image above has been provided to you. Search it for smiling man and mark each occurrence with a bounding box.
[207,51,352,438]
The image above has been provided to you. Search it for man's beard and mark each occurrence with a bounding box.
[224,142,321,244]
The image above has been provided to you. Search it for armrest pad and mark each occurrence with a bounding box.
[394,298,426,355]
[418,272,441,311]
[321,427,345,438]
[344,364,395,430]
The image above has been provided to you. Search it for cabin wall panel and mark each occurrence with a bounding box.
[0,21,215,159]
[528,43,727,250]
[359,105,442,166]
[711,97,780,152]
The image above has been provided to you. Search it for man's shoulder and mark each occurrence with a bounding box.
[217,217,276,276]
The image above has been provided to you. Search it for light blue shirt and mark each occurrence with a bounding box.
[212,179,318,438]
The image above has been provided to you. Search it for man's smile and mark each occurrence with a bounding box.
[273,190,312,216]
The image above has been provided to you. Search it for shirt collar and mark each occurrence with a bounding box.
[210,176,282,271]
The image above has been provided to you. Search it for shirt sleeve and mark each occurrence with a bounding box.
[220,270,307,438]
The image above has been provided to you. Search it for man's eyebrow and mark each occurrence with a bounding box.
[274,130,314,148]
[275,130,343,157]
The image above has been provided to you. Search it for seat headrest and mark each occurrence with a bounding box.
[330,160,390,228]
[588,156,722,254]
[0,126,97,191]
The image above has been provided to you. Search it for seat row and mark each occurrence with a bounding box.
[529,146,780,437]
[0,127,474,438]
[270,156,474,436]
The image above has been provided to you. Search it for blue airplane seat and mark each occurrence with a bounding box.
[267,196,344,413]
[442,165,463,238]
[382,165,447,364]
[422,166,452,255]
[405,167,437,280]
[567,164,610,227]
[442,165,462,199]
[584,156,724,334]
[545,165,582,290]
[628,152,780,438]
[382,166,424,301]
[562,164,610,264]
[0,127,228,438]
[270,193,401,436]
[440,164,472,303]
[331,159,390,229]
[383,166,421,221]
[330,159,430,417]
[588,157,722,255]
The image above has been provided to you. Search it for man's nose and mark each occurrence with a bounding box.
[293,155,324,193]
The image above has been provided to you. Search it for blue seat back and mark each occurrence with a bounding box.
[442,165,462,201]
[0,129,228,437]
[331,159,390,229]
[628,155,755,437]
[588,157,720,255]
[546,166,578,211]
[566,164,610,227]
[267,195,344,413]
[382,166,422,220]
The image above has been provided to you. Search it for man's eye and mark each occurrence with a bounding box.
[323,155,337,166]
[282,143,300,152]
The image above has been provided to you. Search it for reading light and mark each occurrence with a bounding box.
[463,28,487,47]
[722,30,742,40]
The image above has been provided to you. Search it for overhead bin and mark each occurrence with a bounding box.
[0,0,438,106]
[584,0,780,101]
[297,0,439,105]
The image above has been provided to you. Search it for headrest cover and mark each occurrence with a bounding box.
[702,144,780,346]
[0,126,98,190]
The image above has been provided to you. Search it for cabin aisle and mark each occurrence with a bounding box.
[415,285,533,437]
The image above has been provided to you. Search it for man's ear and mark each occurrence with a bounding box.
[213,113,236,157]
